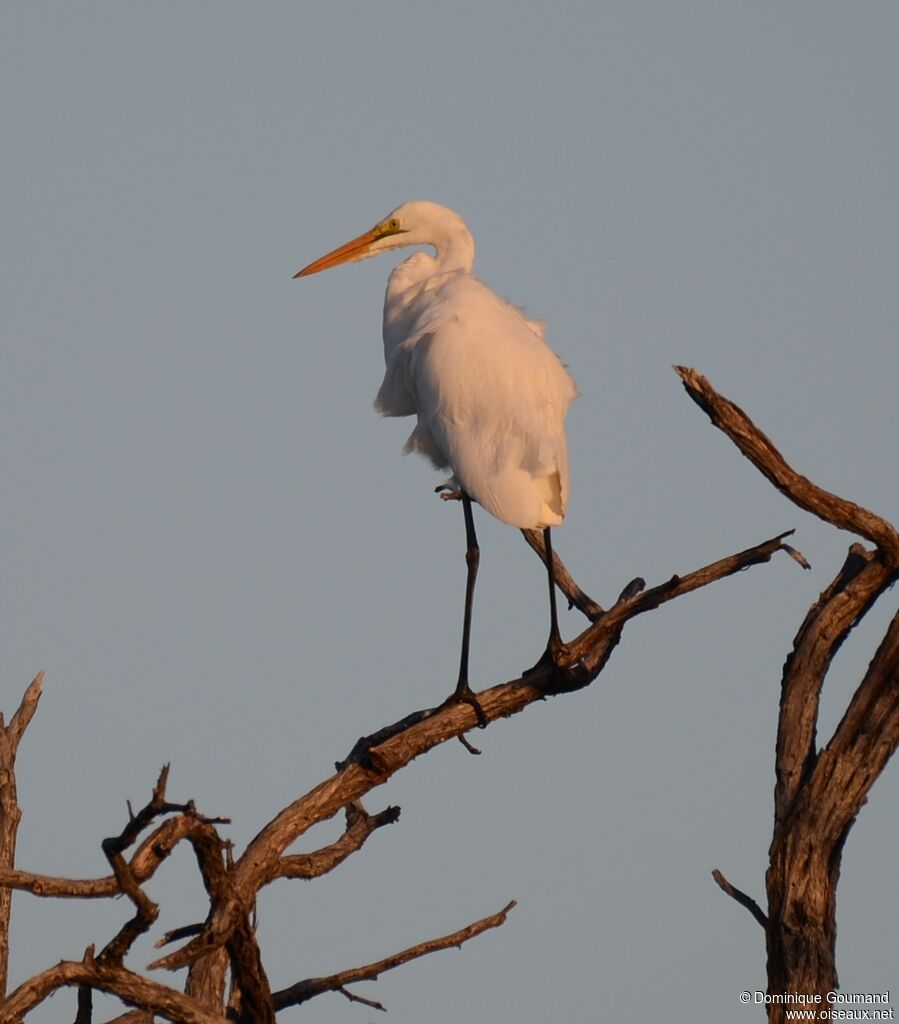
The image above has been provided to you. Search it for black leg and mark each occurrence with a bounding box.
[448,493,488,727]
[523,526,568,676]
[543,526,563,657]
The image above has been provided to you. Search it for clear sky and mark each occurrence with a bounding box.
[1,4,897,1022]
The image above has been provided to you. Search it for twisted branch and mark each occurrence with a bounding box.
[1,957,225,1024]
[273,802,400,881]
[152,527,799,974]
[10,369,876,1021]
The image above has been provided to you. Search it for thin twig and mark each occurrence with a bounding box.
[338,985,386,1011]
[711,869,768,929]
[154,923,204,949]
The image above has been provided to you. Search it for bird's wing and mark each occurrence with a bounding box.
[405,277,577,528]
[375,350,418,417]
[375,253,443,419]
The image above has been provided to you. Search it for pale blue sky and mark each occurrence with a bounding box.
[1,4,897,1022]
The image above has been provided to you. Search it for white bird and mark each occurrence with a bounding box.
[295,201,577,721]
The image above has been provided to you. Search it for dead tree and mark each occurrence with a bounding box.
[0,369,895,1023]
[676,368,899,1021]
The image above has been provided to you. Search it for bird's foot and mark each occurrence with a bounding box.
[441,682,488,730]
[522,636,571,679]
[336,735,390,774]
[434,483,462,502]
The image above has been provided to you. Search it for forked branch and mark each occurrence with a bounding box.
[1,955,225,1024]
[274,802,400,881]
[153,526,800,975]
[0,814,226,901]
[677,366,899,1016]
[7,368,868,1023]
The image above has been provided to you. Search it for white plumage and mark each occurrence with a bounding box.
[297,200,577,530]
[295,201,578,711]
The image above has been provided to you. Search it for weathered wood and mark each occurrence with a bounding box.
[679,366,899,1020]
[0,672,43,1000]
[3,369,895,1022]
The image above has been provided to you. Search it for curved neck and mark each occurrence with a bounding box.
[433,222,475,274]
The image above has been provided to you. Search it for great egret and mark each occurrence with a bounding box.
[295,201,577,722]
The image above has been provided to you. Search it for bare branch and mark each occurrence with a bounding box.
[0,674,45,999]
[151,528,796,973]
[96,771,181,965]
[711,869,768,929]
[674,365,899,562]
[0,868,118,900]
[145,816,274,1022]
[5,367,895,1024]
[774,544,889,822]
[565,529,802,685]
[780,543,811,571]
[337,985,385,1011]
[224,914,274,1024]
[92,774,235,977]
[674,368,899,833]
[271,900,517,1011]
[273,803,400,881]
[0,959,225,1024]
[675,367,899,1010]
[185,948,228,1018]
[96,770,230,970]
[765,608,899,1003]
[6,673,44,754]
[155,924,204,950]
[806,606,899,831]
[0,813,218,900]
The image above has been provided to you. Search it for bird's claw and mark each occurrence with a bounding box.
[336,737,390,774]
[442,684,488,729]
[435,484,463,502]
[522,637,571,678]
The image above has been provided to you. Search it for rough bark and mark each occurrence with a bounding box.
[0,526,794,1020]
[1,369,894,1021]
[0,673,43,1001]
[678,367,899,1021]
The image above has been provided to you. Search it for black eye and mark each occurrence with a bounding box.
[388,218,399,230]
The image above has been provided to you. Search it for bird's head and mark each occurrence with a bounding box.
[294,201,474,278]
